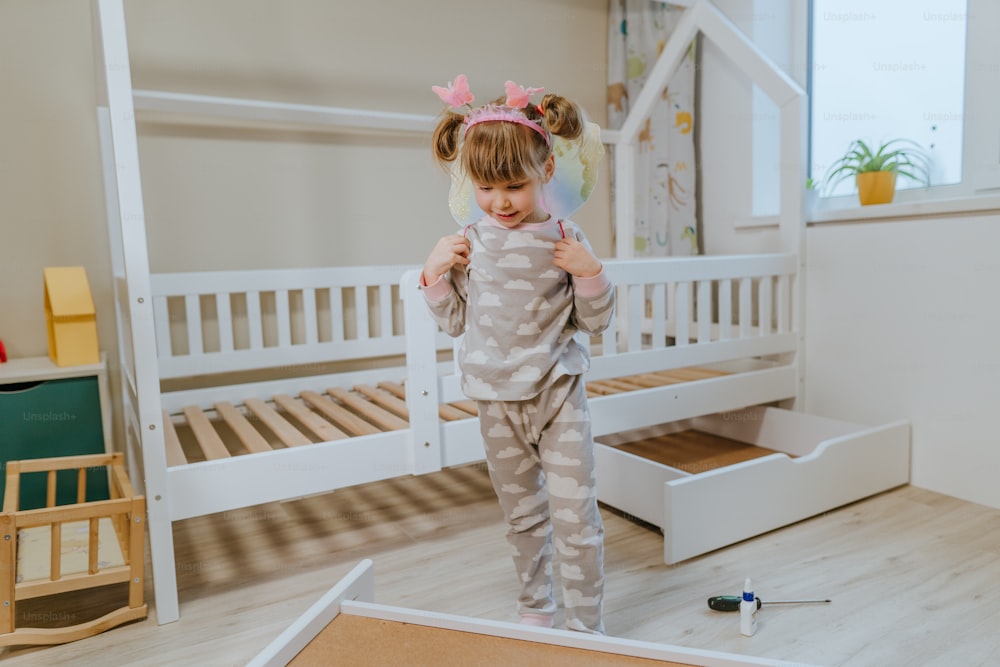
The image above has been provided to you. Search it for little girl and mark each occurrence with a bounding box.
[421,76,615,635]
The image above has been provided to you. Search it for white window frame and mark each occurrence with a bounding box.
[807,0,1000,222]
[746,0,1000,225]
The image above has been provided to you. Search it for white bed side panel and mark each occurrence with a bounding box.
[663,419,911,563]
[589,366,797,437]
[439,419,486,468]
[166,432,412,520]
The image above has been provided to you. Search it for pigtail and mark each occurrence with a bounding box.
[539,94,583,141]
[432,111,466,166]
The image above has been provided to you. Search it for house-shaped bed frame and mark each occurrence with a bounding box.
[92,0,909,626]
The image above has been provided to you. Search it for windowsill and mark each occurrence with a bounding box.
[807,193,1000,224]
[735,193,1000,229]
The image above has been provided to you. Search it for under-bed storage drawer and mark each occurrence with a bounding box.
[595,406,910,564]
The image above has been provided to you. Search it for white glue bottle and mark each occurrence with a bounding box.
[740,577,758,636]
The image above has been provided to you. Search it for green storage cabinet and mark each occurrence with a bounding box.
[0,375,110,509]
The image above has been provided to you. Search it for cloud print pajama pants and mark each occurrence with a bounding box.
[476,373,605,635]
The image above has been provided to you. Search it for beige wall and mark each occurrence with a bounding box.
[0,0,609,441]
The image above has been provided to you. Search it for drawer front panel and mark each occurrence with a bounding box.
[0,376,109,509]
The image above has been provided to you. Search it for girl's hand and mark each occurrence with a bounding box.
[422,234,471,285]
[553,238,602,278]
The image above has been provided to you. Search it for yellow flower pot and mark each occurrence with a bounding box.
[856,171,896,205]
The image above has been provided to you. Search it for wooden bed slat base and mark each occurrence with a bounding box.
[273,394,348,442]
[215,401,276,454]
[587,368,729,397]
[245,398,313,448]
[162,410,188,467]
[300,391,381,437]
[182,405,232,460]
[352,384,408,419]
[326,387,409,431]
[166,367,730,467]
[609,430,778,475]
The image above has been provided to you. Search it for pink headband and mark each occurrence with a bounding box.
[463,105,549,145]
[432,75,550,145]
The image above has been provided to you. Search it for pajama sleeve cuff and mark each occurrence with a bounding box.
[420,272,454,302]
[573,266,611,298]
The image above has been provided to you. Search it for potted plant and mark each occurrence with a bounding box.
[823,139,932,205]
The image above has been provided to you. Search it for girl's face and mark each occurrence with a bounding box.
[474,155,555,228]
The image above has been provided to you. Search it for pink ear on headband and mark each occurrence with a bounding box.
[432,74,475,109]
[504,80,544,109]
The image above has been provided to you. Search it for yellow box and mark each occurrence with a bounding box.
[44,267,100,367]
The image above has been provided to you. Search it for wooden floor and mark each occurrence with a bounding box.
[3,464,1000,666]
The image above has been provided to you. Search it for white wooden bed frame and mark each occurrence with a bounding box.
[92,0,911,626]
[248,559,816,667]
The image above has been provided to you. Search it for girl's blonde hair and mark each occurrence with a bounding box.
[432,93,584,185]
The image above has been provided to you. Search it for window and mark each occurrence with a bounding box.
[810,0,968,198]
[744,0,1000,220]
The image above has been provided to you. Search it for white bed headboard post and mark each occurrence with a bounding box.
[92,0,180,624]
[400,270,444,476]
[779,92,808,410]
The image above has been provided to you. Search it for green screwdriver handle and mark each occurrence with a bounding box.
[707,595,760,612]
[707,595,830,612]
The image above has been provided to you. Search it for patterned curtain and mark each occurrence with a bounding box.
[607,0,699,257]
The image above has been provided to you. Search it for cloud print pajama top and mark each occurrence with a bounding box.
[423,216,615,634]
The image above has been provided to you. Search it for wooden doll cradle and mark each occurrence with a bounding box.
[0,453,146,646]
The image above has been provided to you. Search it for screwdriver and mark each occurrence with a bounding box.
[707,595,831,612]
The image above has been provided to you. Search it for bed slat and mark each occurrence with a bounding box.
[161,411,189,467]
[719,279,733,341]
[627,285,642,352]
[303,287,318,345]
[739,278,752,338]
[776,275,790,333]
[675,282,690,345]
[153,296,172,358]
[613,374,663,389]
[325,387,409,431]
[300,391,381,437]
[697,280,712,343]
[352,384,408,419]
[448,400,479,416]
[330,288,344,342]
[182,406,232,460]
[272,394,348,442]
[185,295,203,355]
[650,282,666,348]
[244,398,312,447]
[216,293,234,352]
[759,276,772,336]
[355,288,370,340]
[276,290,291,347]
[247,291,264,350]
[214,401,274,454]
[378,284,393,338]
